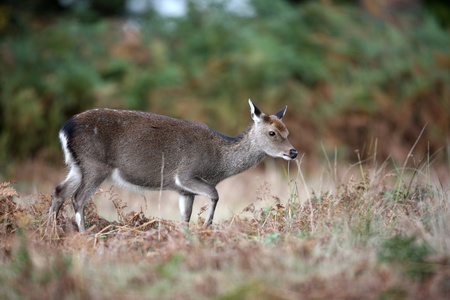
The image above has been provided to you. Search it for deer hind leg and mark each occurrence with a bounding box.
[175,175,219,227]
[71,170,108,232]
[49,164,82,223]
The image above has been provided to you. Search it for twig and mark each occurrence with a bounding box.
[158,152,165,241]
[296,155,314,233]
[134,219,175,231]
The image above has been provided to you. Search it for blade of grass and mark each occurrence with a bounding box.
[295,155,314,233]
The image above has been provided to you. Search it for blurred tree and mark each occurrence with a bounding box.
[0,0,448,171]
[287,0,450,28]
[91,0,126,16]
[426,0,450,27]
[0,0,127,34]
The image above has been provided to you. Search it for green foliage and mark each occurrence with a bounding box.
[1,0,449,171]
[264,232,281,244]
[155,253,186,279]
[378,235,435,281]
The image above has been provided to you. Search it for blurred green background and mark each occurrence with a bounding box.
[1,0,449,178]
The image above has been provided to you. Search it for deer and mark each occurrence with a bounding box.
[48,100,298,232]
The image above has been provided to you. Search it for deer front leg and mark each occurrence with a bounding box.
[175,176,219,227]
[179,193,194,223]
[204,196,218,227]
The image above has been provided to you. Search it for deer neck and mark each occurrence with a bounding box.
[220,123,266,178]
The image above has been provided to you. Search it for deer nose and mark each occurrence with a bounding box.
[289,149,298,159]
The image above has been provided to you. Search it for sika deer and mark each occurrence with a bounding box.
[49,100,297,232]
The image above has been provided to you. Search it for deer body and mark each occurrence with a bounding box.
[49,100,297,232]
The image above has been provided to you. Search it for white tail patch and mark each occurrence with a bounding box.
[59,131,72,165]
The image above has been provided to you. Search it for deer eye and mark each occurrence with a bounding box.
[268,131,276,137]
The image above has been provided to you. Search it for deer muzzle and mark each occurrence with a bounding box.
[289,148,298,159]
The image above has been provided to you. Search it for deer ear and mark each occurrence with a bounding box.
[249,99,263,122]
[274,105,287,120]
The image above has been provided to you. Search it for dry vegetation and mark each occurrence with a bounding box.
[1,159,449,300]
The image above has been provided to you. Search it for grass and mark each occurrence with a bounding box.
[0,158,449,299]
